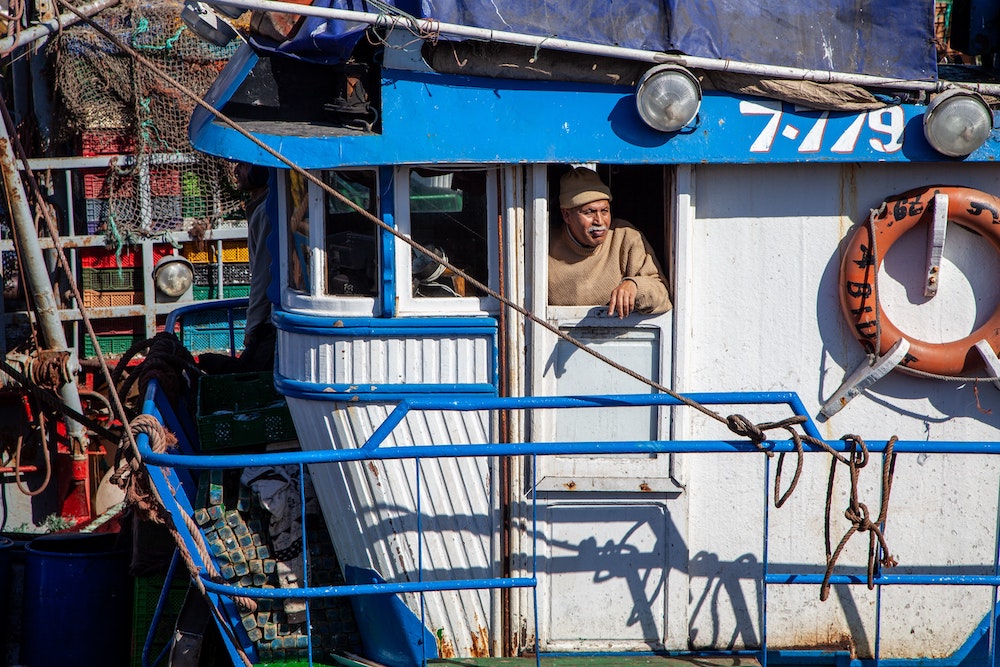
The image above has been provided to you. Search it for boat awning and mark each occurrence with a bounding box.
[250,0,937,81]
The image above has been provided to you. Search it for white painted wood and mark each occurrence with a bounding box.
[676,162,1000,659]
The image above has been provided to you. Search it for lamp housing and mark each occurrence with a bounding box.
[153,256,194,299]
[923,87,994,157]
[635,65,702,133]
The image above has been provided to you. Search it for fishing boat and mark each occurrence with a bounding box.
[125,1,1000,665]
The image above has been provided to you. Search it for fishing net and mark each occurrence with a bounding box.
[49,0,246,243]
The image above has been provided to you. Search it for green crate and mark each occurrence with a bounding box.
[131,573,189,667]
[82,267,139,291]
[192,284,251,301]
[83,333,144,358]
[197,372,296,450]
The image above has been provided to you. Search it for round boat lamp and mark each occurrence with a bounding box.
[153,256,194,298]
[923,88,994,157]
[635,65,702,133]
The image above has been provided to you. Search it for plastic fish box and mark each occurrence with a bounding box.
[82,333,144,359]
[183,327,246,354]
[81,289,141,309]
[78,129,137,156]
[181,309,248,331]
[196,372,295,450]
[82,267,139,291]
[80,244,172,269]
[131,573,187,667]
[192,284,251,301]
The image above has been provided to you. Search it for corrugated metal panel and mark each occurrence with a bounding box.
[279,331,493,385]
[290,397,498,658]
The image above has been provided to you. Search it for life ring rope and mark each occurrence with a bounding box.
[840,185,1000,379]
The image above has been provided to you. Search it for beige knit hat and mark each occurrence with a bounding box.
[559,167,612,209]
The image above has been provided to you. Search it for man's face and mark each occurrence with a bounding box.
[561,199,611,247]
[234,162,252,191]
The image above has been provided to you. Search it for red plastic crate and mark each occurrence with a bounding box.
[82,168,134,199]
[151,170,181,197]
[78,130,137,156]
[81,169,179,199]
[80,244,172,269]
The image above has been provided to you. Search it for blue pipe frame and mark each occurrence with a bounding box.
[138,378,1000,667]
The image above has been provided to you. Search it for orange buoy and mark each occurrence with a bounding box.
[840,185,1000,376]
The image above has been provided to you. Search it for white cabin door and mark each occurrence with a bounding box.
[515,165,686,653]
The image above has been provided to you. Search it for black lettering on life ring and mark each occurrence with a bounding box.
[840,185,1000,376]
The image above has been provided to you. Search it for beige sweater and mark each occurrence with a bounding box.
[548,219,672,313]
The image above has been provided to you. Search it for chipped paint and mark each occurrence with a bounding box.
[436,628,455,658]
[468,625,490,657]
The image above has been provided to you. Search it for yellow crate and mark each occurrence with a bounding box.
[82,290,141,308]
[181,240,249,264]
[181,241,211,264]
[216,240,249,263]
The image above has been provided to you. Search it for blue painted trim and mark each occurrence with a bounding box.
[379,165,396,317]
[273,309,499,334]
[769,573,1000,586]
[138,382,257,665]
[201,575,535,598]
[191,59,1000,168]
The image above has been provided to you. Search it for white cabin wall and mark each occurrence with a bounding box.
[674,163,1000,656]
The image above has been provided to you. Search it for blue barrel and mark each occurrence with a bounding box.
[21,532,131,667]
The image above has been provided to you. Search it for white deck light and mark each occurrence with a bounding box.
[635,65,702,132]
[153,256,194,299]
[923,88,994,157]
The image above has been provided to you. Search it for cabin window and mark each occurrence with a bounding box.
[322,170,378,297]
[284,168,379,304]
[395,166,499,314]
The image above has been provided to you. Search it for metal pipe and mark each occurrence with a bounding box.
[0,0,120,52]
[0,104,89,454]
[206,0,1000,95]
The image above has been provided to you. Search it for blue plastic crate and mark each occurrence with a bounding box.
[183,327,245,354]
[181,309,248,331]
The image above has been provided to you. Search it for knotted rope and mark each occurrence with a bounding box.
[112,414,258,621]
[724,414,898,598]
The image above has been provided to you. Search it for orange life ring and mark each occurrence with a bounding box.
[840,185,1000,376]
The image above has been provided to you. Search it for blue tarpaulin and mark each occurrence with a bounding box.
[251,0,937,81]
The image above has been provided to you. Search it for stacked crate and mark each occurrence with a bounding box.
[179,308,248,355]
[182,240,251,301]
[80,316,146,359]
[80,165,183,235]
[192,469,362,660]
[130,572,188,667]
[79,245,172,311]
[77,128,137,159]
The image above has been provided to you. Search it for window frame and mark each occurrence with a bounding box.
[392,165,501,316]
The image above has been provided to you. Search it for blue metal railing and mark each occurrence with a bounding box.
[137,379,1000,667]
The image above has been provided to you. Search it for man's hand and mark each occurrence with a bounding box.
[608,278,638,318]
